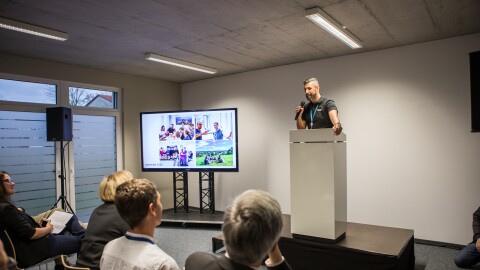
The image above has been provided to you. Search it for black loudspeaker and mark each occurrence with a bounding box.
[46,107,73,141]
[471,51,480,133]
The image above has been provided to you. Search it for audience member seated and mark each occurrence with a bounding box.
[204,155,211,165]
[185,189,292,270]
[217,155,224,163]
[454,206,480,268]
[76,170,133,270]
[100,179,180,270]
[0,171,85,268]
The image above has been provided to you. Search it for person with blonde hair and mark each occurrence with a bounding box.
[76,170,133,270]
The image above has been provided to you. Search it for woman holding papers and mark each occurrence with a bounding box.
[76,170,133,270]
[0,170,85,268]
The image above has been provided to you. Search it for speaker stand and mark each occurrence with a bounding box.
[51,140,75,214]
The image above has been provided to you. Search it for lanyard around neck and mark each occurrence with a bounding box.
[310,101,321,129]
[125,233,154,244]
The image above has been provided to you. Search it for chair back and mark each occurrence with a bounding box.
[0,229,17,263]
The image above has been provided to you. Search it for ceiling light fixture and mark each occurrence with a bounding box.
[305,7,362,49]
[146,53,217,74]
[0,17,68,41]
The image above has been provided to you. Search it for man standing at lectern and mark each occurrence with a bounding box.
[295,78,343,135]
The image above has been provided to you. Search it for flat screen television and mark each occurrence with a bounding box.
[140,108,238,172]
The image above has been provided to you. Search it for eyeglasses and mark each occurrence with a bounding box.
[3,178,14,184]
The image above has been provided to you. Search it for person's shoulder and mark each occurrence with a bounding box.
[147,246,180,270]
[323,97,337,109]
[0,203,16,215]
[187,251,218,260]
[103,235,124,250]
[185,252,220,269]
[91,202,116,216]
[157,255,180,270]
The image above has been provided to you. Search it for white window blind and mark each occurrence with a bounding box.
[0,111,56,215]
[73,114,117,222]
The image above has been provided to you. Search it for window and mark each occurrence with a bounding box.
[0,74,122,220]
[73,115,117,222]
[0,78,56,104]
[69,87,117,109]
[0,111,56,215]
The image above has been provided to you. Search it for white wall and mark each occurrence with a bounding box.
[182,33,480,244]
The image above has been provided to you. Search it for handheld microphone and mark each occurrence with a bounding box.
[294,101,306,120]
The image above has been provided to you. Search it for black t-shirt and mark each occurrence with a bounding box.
[301,96,337,129]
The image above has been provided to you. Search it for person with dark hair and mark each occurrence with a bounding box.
[204,155,211,165]
[159,125,166,140]
[295,77,342,135]
[213,122,223,140]
[167,124,175,134]
[454,206,480,268]
[0,171,85,268]
[179,127,186,140]
[76,170,133,270]
[184,129,192,140]
[185,189,292,270]
[100,179,179,270]
[195,121,209,140]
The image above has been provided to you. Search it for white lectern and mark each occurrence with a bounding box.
[289,129,347,242]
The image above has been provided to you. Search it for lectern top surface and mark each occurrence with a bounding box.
[289,129,346,142]
[339,222,413,256]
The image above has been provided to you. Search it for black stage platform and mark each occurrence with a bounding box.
[212,215,414,270]
[161,208,224,227]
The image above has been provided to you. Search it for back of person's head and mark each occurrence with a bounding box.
[98,170,133,202]
[222,189,283,265]
[114,179,158,229]
[0,171,12,204]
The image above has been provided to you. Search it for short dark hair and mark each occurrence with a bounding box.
[114,179,158,229]
[303,77,319,86]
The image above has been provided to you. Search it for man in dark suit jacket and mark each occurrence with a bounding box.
[185,190,292,270]
[454,206,480,268]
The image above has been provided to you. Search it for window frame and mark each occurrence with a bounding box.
[0,72,123,214]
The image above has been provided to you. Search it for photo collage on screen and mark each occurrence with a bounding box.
[142,109,236,170]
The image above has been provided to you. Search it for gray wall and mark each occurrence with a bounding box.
[181,33,480,244]
[0,53,181,208]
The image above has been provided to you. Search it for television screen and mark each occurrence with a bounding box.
[141,108,238,172]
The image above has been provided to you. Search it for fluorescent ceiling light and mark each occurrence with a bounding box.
[0,17,68,41]
[305,7,362,49]
[146,53,217,74]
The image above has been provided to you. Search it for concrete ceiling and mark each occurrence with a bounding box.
[0,0,479,83]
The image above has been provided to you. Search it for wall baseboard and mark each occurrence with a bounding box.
[414,238,466,250]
